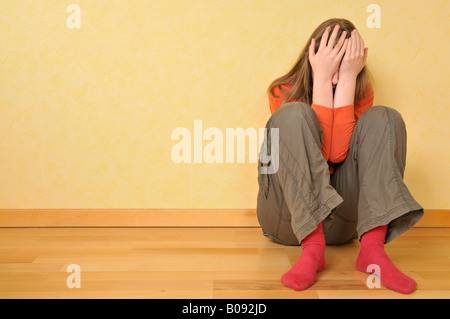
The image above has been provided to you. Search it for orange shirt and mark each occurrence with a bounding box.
[268,83,374,174]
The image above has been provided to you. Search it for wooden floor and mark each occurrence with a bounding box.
[1,227,450,299]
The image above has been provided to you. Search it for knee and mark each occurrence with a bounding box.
[360,105,405,128]
[272,102,314,122]
[270,102,316,128]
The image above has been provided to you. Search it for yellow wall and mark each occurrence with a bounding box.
[0,0,448,209]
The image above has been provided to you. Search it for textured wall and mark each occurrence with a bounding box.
[0,0,448,209]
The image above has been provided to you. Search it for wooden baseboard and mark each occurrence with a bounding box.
[0,209,448,228]
[414,209,450,228]
[0,209,257,227]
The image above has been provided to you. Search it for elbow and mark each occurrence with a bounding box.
[329,150,349,164]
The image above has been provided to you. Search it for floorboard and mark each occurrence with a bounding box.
[1,227,449,299]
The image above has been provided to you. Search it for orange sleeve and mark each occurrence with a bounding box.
[329,83,375,163]
[329,105,356,163]
[268,84,290,114]
[269,93,280,114]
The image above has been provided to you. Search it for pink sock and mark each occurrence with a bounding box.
[281,223,326,291]
[356,224,417,294]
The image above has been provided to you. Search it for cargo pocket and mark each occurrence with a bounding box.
[257,159,270,198]
[258,118,275,199]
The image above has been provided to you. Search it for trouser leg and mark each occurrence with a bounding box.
[256,102,343,245]
[324,105,424,244]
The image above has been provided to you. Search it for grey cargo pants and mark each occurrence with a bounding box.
[256,102,424,245]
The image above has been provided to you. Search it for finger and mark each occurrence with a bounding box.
[355,30,362,56]
[319,26,330,50]
[359,33,365,56]
[352,30,358,57]
[345,36,353,58]
[333,30,347,53]
[363,47,368,63]
[337,38,349,60]
[328,24,340,48]
[309,38,316,57]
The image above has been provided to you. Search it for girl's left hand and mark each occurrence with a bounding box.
[339,29,368,79]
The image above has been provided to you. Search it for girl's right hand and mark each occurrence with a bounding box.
[309,25,348,82]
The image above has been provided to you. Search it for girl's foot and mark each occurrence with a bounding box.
[356,225,417,294]
[281,223,326,291]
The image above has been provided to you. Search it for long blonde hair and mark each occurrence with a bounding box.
[268,18,372,105]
